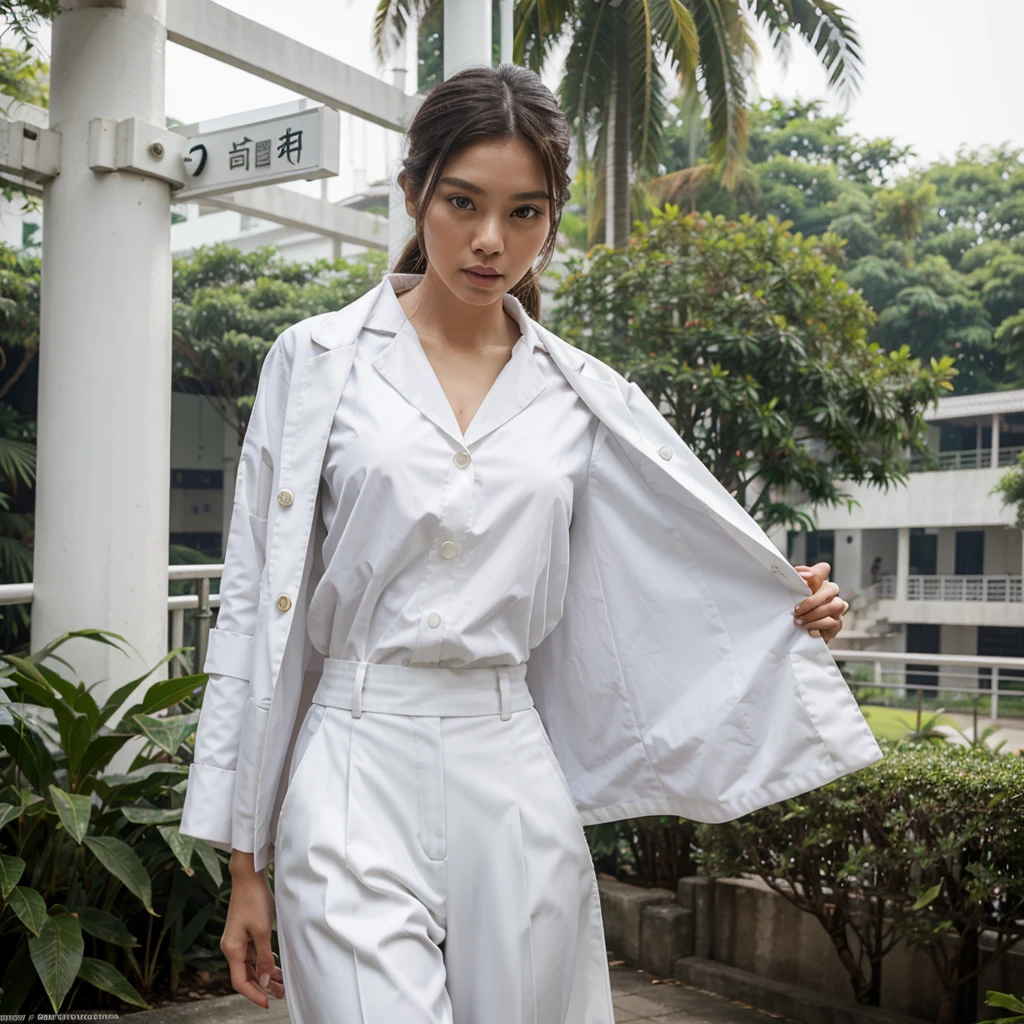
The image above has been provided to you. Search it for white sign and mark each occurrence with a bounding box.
[175,105,340,201]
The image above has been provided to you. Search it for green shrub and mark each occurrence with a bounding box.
[0,630,227,1013]
[695,739,1024,1024]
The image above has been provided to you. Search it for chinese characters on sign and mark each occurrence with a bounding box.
[176,105,339,202]
[228,128,303,172]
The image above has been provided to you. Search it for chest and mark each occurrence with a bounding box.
[319,350,597,530]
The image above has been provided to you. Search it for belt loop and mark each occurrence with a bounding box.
[351,662,368,718]
[497,667,511,721]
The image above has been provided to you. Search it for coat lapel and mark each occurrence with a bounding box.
[530,318,812,598]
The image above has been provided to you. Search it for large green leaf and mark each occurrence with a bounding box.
[133,712,195,756]
[122,805,183,825]
[76,732,133,782]
[47,785,92,844]
[82,836,156,915]
[0,853,26,898]
[77,956,150,1009]
[97,762,189,788]
[0,721,54,790]
[9,885,48,935]
[193,841,224,888]
[158,824,197,874]
[0,801,22,831]
[28,912,84,1012]
[74,905,137,947]
[139,673,208,716]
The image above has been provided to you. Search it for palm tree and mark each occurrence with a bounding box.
[372,0,862,249]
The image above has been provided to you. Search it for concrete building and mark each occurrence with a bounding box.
[781,390,1024,699]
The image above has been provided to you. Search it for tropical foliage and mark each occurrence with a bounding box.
[372,0,863,246]
[550,204,956,532]
[0,630,226,1013]
[173,246,387,443]
[695,739,1024,1024]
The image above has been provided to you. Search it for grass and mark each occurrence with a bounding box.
[858,705,960,742]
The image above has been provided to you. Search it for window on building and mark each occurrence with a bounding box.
[955,530,984,576]
[977,626,1024,694]
[905,622,940,697]
[909,528,937,575]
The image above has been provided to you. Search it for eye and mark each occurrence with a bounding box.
[447,195,475,211]
[512,206,544,220]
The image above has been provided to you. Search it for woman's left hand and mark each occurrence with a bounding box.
[791,562,848,645]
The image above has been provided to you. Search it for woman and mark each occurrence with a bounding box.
[180,64,871,1024]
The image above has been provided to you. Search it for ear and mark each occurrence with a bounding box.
[398,171,417,220]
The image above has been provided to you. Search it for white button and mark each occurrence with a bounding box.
[440,540,459,559]
[453,451,471,468]
[275,593,292,612]
[277,488,294,507]
[658,445,673,460]
[427,611,442,628]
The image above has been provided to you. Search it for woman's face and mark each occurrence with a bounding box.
[408,136,553,306]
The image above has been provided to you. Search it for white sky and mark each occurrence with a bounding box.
[27,0,1024,197]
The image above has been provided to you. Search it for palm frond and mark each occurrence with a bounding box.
[371,0,440,69]
[690,0,750,189]
[514,0,578,73]
[749,0,864,106]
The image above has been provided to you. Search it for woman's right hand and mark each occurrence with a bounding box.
[221,850,284,1008]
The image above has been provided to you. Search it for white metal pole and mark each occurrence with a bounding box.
[499,0,513,65]
[444,0,492,79]
[34,0,171,709]
[388,14,419,271]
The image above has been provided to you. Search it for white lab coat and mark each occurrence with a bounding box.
[179,277,883,873]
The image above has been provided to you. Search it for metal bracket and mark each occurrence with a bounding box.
[0,119,61,186]
[88,117,187,189]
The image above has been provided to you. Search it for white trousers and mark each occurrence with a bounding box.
[273,658,615,1023]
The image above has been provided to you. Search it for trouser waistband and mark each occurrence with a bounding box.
[313,658,532,721]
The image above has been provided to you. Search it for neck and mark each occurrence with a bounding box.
[395,267,518,352]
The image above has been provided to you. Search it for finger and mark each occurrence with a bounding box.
[797,562,831,594]
[224,939,269,1010]
[797,595,845,624]
[794,582,840,618]
[254,929,277,996]
[806,617,838,638]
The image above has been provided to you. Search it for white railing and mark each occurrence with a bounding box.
[0,564,224,678]
[864,574,1023,602]
[908,444,1024,472]
[907,574,1022,602]
[4,570,1024,720]
[830,648,1024,722]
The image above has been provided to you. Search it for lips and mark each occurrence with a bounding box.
[465,268,500,277]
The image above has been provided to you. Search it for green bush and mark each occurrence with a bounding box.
[695,739,1024,1024]
[0,630,228,1013]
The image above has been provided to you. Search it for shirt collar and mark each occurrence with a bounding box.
[363,272,547,353]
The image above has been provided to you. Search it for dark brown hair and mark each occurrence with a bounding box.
[393,63,572,321]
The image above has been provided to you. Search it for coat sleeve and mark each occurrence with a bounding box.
[180,337,292,852]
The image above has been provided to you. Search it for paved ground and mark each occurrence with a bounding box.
[608,959,797,1023]
[135,954,797,1022]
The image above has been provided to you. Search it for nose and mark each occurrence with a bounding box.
[472,213,504,255]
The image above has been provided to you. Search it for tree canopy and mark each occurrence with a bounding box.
[550,205,956,532]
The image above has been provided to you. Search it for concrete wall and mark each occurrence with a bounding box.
[597,874,1024,1023]
[697,875,1024,1022]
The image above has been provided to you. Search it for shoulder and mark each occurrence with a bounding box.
[531,316,631,400]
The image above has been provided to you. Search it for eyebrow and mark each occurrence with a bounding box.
[438,176,552,202]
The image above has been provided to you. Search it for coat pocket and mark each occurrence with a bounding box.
[277,703,328,827]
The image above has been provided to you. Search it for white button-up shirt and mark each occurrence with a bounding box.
[305,273,599,668]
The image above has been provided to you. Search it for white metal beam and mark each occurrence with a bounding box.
[166,0,421,132]
[199,186,389,250]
